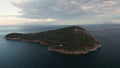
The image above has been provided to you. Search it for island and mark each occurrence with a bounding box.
[5,26,101,54]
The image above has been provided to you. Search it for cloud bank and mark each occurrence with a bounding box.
[10,0,120,24]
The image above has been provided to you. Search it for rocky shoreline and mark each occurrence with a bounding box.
[48,44,101,54]
[6,37,101,54]
[6,38,49,46]
[5,26,102,55]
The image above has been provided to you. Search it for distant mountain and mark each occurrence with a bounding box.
[5,26,101,54]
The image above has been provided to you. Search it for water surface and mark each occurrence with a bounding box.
[0,24,120,68]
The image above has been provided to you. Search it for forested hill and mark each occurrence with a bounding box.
[5,26,101,54]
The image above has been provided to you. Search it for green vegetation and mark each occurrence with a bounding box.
[5,26,100,51]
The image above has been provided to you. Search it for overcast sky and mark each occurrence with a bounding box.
[0,0,120,25]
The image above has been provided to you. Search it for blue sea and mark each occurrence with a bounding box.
[0,24,120,68]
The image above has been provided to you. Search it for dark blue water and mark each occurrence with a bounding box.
[0,24,120,68]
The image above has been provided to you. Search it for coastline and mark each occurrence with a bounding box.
[48,44,101,54]
[6,38,49,46]
[6,38,101,54]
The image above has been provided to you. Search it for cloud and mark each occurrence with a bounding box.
[11,0,85,19]
[112,20,120,23]
[10,0,120,24]
[0,16,56,25]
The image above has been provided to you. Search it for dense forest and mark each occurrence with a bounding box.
[5,26,100,51]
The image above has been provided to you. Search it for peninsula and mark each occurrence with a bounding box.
[5,26,101,54]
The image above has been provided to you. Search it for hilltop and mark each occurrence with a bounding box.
[5,26,101,54]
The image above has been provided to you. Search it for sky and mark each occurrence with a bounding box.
[0,0,120,25]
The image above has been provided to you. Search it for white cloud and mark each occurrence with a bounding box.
[10,0,29,4]
[80,6,94,11]
[116,9,120,13]
[9,0,120,25]
[112,20,120,23]
[104,0,117,6]
[0,16,56,25]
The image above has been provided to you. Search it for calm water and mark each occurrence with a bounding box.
[0,24,120,68]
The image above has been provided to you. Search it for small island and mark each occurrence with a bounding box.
[5,26,101,54]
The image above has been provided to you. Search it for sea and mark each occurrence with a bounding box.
[0,24,120,68]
